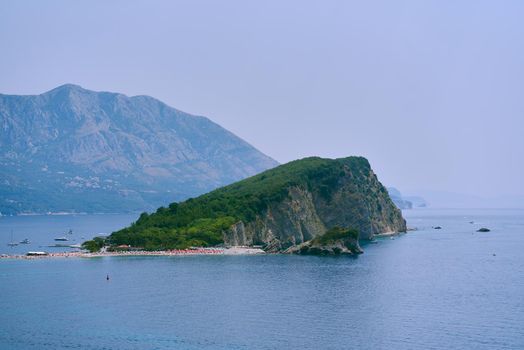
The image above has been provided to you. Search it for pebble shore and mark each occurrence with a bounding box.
[0,247,265,260]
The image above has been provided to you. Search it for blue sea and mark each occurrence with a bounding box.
[0,209,523,349]
[0,214,138,255]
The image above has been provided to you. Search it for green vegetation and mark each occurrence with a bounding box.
[81,237,106,253]
[97,156,371,251]
[108,216,235,250]
[312,227,359,245]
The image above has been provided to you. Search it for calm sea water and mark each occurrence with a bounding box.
[0,214,138,255]
[0,209,523,349]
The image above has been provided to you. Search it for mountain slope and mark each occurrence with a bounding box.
[0,84,278,214]
[107,156,406,252]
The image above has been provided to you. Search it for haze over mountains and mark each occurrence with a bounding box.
[0,84,278,215]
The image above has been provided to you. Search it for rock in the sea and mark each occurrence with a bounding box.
[286,227,363,255]
[477,228,491,232]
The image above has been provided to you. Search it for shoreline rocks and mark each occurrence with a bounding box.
[286,227,363,256]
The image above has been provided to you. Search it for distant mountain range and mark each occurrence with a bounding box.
[406,190,524,209]
[387,188,524,209]
[387,187,426,209]
[0,84,278,215]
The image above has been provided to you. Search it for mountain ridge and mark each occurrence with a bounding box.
[0,84,278,214]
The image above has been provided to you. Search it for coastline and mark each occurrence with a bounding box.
[373,230,405,238]
[0,247,266,260]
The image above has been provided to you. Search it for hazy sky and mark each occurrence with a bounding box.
[1,0,523,197]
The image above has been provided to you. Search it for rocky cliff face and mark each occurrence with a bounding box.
[223,158,406,251]
[0,84,277,214]
[225,186,326,249]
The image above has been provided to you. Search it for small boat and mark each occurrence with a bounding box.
[7,230,18,246]
[55,229,73,241]
[19,238,30,244]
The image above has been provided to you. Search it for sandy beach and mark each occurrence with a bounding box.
[0,247,265,260]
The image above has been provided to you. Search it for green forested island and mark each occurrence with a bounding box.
[84,156,406,253]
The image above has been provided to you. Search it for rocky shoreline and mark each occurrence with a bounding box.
[285,227,364,256]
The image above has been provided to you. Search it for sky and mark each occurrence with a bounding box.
[1,0,523,198]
